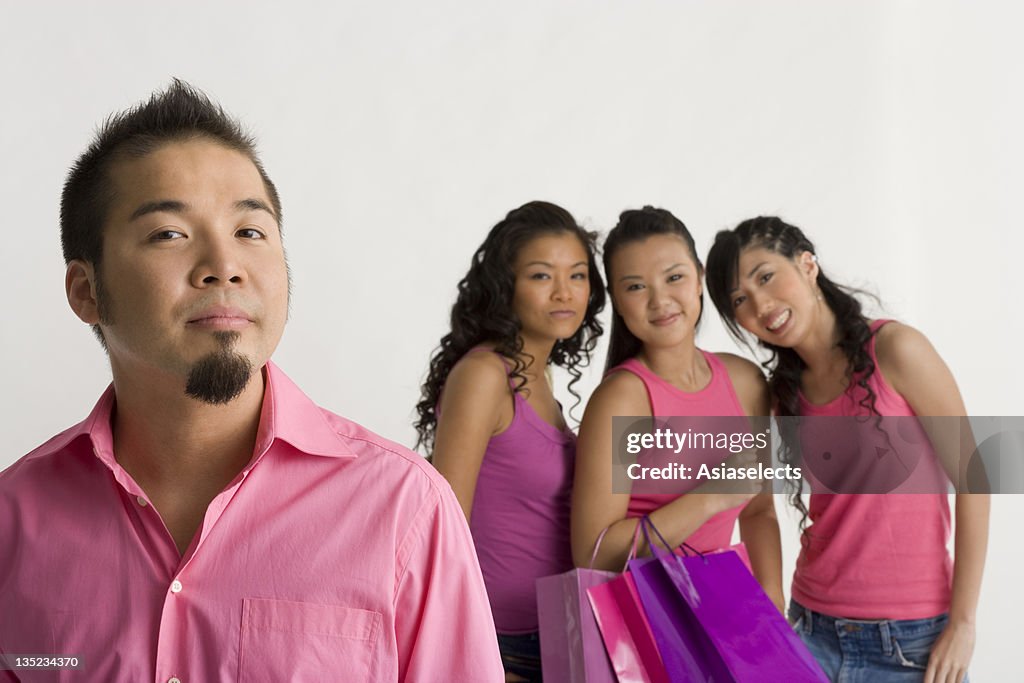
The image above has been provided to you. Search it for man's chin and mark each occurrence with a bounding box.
[184,348,255,405]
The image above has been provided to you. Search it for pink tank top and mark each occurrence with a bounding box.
[791,320,953,619]
[608,351,748,553]
[463,351,575,634]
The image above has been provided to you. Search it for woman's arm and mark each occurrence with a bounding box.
[738,493,785,612]
[878,323,989,683]
[431,351,514,521]
[572,370,760,571]
[719,353,786,612]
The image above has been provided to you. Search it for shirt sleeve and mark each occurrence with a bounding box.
[392,481,504,682]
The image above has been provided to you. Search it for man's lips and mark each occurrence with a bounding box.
[187,306,254,329]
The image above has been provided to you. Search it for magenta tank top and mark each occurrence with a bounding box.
[608,351,749,553]
[464,351,575,634]
[791,320,953,619]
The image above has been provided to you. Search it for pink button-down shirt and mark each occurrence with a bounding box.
[0,363,503,682]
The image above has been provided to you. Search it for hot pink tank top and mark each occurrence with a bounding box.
[608,351,749,553]
[463,351,575,634]
[791,320,953,619]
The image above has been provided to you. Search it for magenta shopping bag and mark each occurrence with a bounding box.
[630,518,829,683]
[587,569,671,683]
[536,567,618,683]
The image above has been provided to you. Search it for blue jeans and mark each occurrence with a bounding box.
[496,631,542,682]
[788,600,968,683]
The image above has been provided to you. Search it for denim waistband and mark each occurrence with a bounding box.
[788,600,949,658]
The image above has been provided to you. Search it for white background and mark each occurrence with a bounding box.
[2,1,1021,678]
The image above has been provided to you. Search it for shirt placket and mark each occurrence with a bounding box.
[110,473,186,683]
[151,469,253,683]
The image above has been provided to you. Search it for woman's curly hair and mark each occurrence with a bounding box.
[414,201,606,453]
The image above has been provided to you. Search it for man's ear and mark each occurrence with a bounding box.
[66,260,100,324]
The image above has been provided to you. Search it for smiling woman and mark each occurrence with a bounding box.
[414,201,605,682]
[705,216,989,683]
[571,206,786,612]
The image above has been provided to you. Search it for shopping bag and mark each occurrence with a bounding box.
[587,568,671,683]
[628,553,733,682]
[536,567,618,683]
[632,517,829,683]
[710,542,751,573]
[536,526,621,683]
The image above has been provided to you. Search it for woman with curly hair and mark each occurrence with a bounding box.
[415,200,605,683]
[572,206,785,610]
[705,216,988,683]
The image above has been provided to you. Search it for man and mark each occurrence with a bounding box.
[0,81,503,682]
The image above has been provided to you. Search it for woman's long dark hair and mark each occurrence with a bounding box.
[705,216,879,527]
[602,206,704,372]
[414,201,606,453]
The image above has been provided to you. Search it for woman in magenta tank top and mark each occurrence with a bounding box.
[414,201,605,683]
[706,216,988,683]
[572,206,786,612]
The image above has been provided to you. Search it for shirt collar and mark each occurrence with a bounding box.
[39,384,118,469]
[252,361,357,460]
[36,361,356,468]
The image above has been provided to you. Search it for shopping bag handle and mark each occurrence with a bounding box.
[589,521,645,572]
[639,515,707,563]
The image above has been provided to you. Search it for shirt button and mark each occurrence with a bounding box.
[168,677,182,683]
[137,496,148,507]
[170,580,183,594]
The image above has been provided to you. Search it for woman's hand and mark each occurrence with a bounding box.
[924,618,975,683]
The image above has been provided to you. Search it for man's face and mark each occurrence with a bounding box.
[82,138,289,401]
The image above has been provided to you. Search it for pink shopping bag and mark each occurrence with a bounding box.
[536,567,618,683]
[536,526,626,682]
[587,569,672,683]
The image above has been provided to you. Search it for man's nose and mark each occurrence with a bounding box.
[191,236,246,287]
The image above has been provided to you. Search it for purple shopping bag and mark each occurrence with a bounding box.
[630,517,829,683]
[628,553,733,682]
[587,569,671,683]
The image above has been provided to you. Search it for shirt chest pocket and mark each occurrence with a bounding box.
[238,598,382,682]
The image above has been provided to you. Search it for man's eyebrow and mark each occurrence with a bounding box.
[129,200,188,221]
[235,198,276,217]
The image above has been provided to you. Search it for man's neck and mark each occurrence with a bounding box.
[109,365,266,554]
